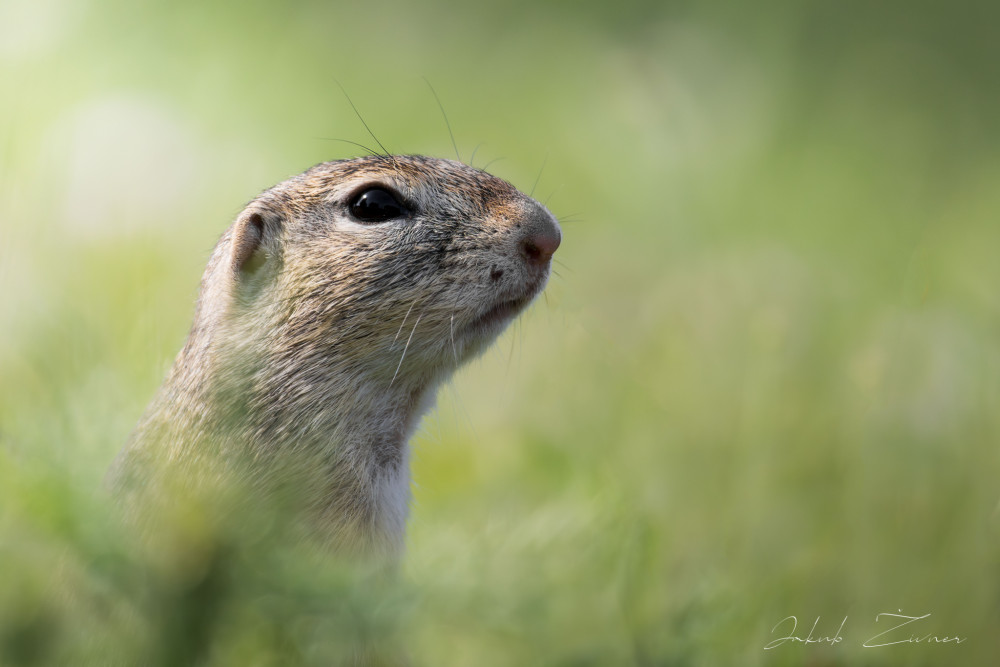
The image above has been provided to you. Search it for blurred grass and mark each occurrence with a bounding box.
[2,0,1000,664]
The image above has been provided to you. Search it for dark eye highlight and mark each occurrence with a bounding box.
[349,187,408,223]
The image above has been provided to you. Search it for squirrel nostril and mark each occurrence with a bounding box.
[516,204,562,268]
[520,228,561,267]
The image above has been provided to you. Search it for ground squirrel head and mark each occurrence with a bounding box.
[210,154,559,386]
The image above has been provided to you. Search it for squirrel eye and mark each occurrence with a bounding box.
[349,187,407,223]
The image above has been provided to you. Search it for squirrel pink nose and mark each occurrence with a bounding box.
[519,208,562,268]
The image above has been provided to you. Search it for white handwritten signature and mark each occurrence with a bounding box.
[764,612,967,650]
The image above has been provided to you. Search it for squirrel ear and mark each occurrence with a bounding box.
[231,207,280,277]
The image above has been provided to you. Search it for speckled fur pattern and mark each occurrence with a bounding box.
[108,155,561,560]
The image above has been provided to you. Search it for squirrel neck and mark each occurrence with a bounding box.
[123,307,441,559]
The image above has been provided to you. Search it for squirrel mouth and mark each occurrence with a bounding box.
[470,295,532,331]
[465,280,543,336]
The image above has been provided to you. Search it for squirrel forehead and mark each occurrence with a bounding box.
[267,155,523,213]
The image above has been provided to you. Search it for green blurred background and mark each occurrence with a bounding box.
[2,0,999,664]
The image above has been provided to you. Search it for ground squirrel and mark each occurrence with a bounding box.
[108,154,561,559]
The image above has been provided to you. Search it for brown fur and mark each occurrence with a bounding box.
[108,155,561,560]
